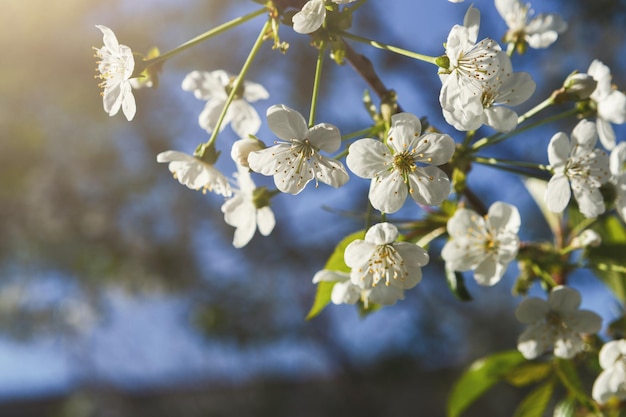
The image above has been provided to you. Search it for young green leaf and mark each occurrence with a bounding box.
[512,379,555,417]
[305,230,365,320]
[447,350,526,417]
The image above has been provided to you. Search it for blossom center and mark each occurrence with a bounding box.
[365,244,408,287]
[392,151,416,177]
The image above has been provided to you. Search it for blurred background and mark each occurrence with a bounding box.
[0,0,625,415]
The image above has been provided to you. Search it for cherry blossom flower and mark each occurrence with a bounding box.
[441,202,521,286]
[221,165,275,248]
[545,119,611,218]
[157,150,232,197]
[495,0,567,50]
[346,113,454,213]
[587,60,626,150]
[516,286,602,359]
[182,70,269,138]
[247,104,349,194]
[344,223,429,304]
[610,142,626,222]
[312,269,406,307]
[439,6,501,131]
[94,25,136,121]
[442,50,535,132]
[292,0,357,34]
[592,339,626,404]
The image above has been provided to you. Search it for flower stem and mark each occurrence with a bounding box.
[471,107,579,151]
[203,19,271,151]
[142,7,267,67]
[309,39,326,127]
[517,96,555,125]
[336,30,439,66]
[341,125,376,141]
[472,156,551,180]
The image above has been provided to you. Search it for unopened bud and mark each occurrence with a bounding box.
[231,137,265,167]
[563,72,597,100]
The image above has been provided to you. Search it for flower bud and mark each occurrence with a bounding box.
[563,72,597,100]
[231,137,265,168]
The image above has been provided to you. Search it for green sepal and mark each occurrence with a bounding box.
[305,230,365,320]
[512,379,555,417]
[447,350,526,417]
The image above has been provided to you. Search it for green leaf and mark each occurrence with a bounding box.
[324,230,365,272]
[447,350,526,417]
[587,216,626,302]
[445,268,472,301]
[305,230,365,320]
[305,281,336,320]
[587,243,626,302]
[554,359,597,410]
[553,398,576,417]
[504,361,553,387]
[512,379,555,417]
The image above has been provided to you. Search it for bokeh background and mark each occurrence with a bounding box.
[0,0,625,415]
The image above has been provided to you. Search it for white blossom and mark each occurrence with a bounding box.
[545,119,610,218]
[610,142,626,222]
[441,202,521,286]
[346,112,454,213]
[495,0,567,49]
[247,104,349,194]
[588,60,626,150]
[157,150,232,197]
[94,25,136,121]
[182,70,269,138]
[344,223,429,305]
[292,0,357,34]
[312,269,407,307]
[439,6,501,131]
[516,286,602,360]
[592,339,626,404]
[442,50,535,132]
[221,165,275,248]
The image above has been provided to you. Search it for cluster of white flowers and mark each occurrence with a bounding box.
[94,0,626,411]
[314,222,429,307]
[439,6,536,133]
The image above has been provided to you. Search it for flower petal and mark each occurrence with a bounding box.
[545,173,571,213]
[368,171,407,213]
[230,100,262,137]
[266,104,308,142]
[515,297,550,324]
[292,0,326,34]
[548,285,581,313]
[487,201,521,234]
[547,132,571,167]
[364,222,398,245]
[408,166,451,206]
[346,139,390,179]
[308,123,341,153]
